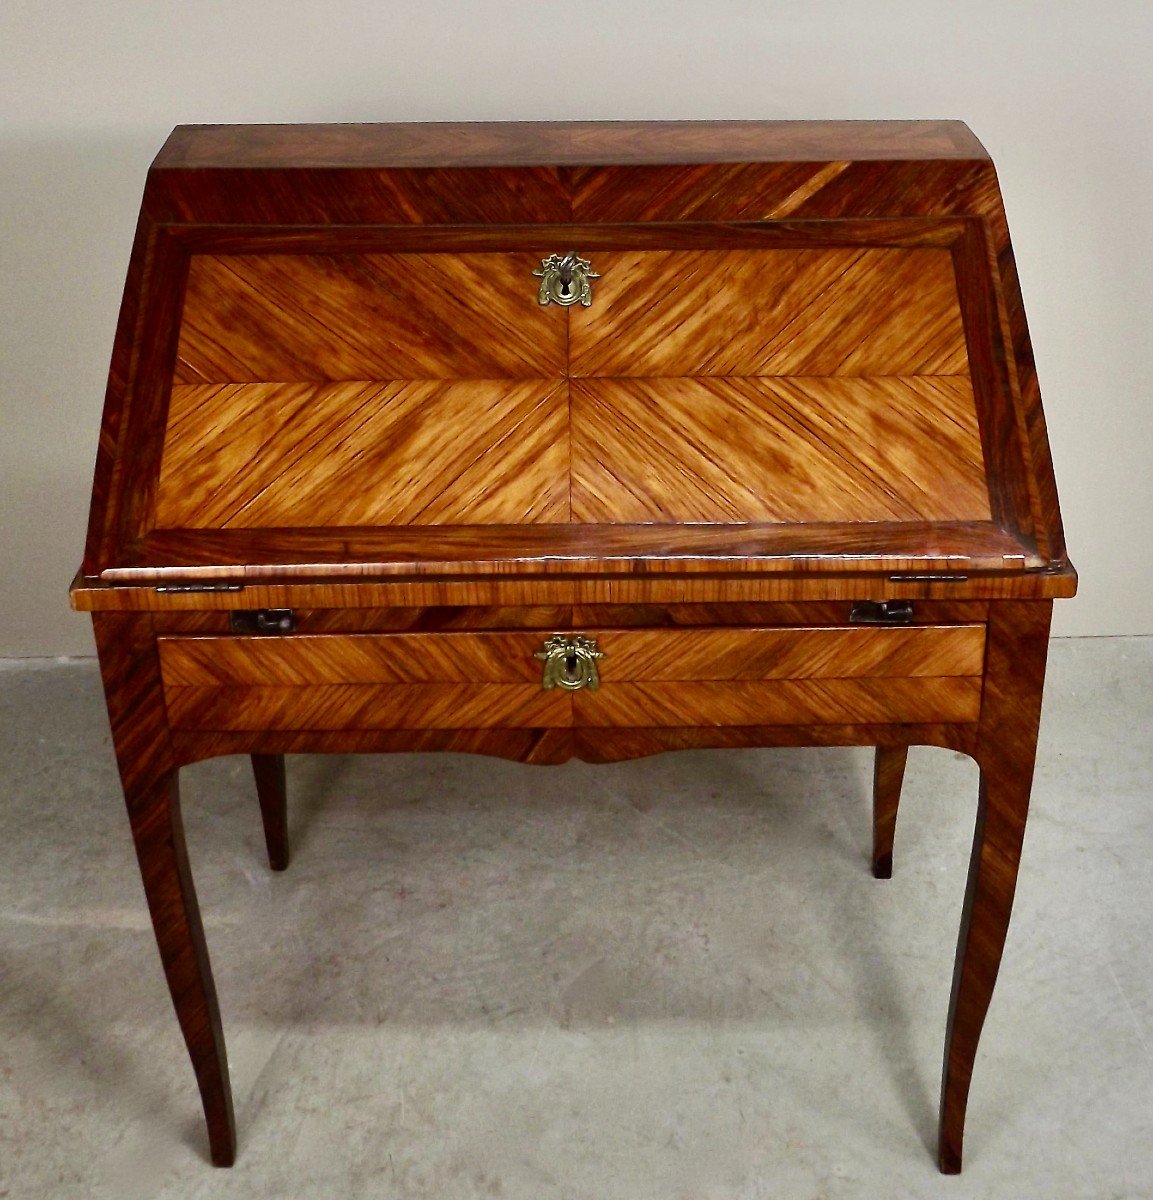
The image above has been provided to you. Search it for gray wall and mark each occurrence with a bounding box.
[2,0,1149,656]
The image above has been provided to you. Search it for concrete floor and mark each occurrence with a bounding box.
[0,638,1150,1199]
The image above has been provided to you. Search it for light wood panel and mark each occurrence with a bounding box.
[159,624,983,688]
[569,248,968,377]
[571,376,990,524]
[165,683,570,731]
[175,252,566,382]
[159,632,545,686]
[155,380,569,528]
[591,625,985,680]
[575,677,982,727]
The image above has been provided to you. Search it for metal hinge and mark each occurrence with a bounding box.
[156,582,245,594]
[230,609,296,635]
[849,600,915,626]
[887,574,969,584]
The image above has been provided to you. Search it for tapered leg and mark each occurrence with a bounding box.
[126,767,237,1165]
[938,601,1052,1174]
[872,745,908,878]
[251,754,289,871]
[94,614,237,1166]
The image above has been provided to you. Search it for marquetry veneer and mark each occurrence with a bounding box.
[71,120,1076,1174]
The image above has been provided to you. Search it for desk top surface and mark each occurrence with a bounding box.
[75,121,1074,604]
[152,120,990,171]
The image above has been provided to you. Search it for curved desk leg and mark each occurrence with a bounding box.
[938,601,1051,1174]
[251,754,289,871]
[94,614,237,1167]
[872,745,908,879]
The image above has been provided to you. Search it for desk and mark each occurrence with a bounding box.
[71,120,1076,1172]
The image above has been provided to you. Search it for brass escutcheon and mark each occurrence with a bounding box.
[532,251,599,307]
[534,634,604,691]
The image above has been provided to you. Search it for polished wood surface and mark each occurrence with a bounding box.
[156,380,569,529]
[576,677,980,727]
[175,252,566,382]
[158,625,984,685]
[78,125,1070,590]
[572,377,988,524]
[73,121,1075,1174]
[92,613,236,1166]
[568,247,967,376]
[872,745,909,879]
[250,754,288,872]
[938,600,1052,1173]
[73,567,1076,611]
[159,624,984,732]
[154,120,989,170]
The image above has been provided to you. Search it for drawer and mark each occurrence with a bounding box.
[159,632,568,731]
[158,624,984,733]
[573,625,985,727]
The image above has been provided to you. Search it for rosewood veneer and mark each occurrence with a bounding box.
[71,119,1076,1172]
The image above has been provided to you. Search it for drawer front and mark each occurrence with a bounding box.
[159,624,984,733]
[572,625,985,727]
[159,633,569,731]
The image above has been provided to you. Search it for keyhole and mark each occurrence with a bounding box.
[564,652,579,680]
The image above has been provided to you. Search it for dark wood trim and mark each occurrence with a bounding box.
[168,722,980,769]
[93,612,236,1166]
[154,120,989,171]
[951,221,1046,560]
[105,521,1043,581]
[251,754,289,871]
[938,600,1052,1173]
[872,745,909,878]
[160,217,969,255]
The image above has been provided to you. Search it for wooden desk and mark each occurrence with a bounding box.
[71,120,1076,1172]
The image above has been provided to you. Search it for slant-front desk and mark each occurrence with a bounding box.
[71,120,1076,1172]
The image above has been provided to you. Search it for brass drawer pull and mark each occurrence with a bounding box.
[535,634,604,691]
[533,251,599,307]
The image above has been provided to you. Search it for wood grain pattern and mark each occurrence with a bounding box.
[570,160,997,224]
[92,613,235,1166]
[155,121,989,170]
[159,624,983,686]
[575,677,981,727]
[73,123,1075,1175]
[569,248,968,377]
[140,601,989,635]
[169,722,980,770]
[572,377,990,524]
[175,252,566,383]
[159,632,548,685]
[587,625,984,680]
[156,380,569,529]
[938,600,1052,1173]
[100,521,1041,582]
[165,683,571,731]
[72,564,1077,612]
[159,624,984,732]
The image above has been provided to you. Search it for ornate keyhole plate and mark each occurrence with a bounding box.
[534,634,605,691]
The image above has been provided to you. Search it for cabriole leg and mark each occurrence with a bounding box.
[94,613,237,1167]
[938,601,1051,1174]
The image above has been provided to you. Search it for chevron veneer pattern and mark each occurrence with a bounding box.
[159,624,984,731]
[155,379,569,528]
[159,244,984,531]
[572,376,990,524]
[175,252,567,382]
[569,247,968,377]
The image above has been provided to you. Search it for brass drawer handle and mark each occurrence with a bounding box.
[535,634,604,691]
[533,251,599,307]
